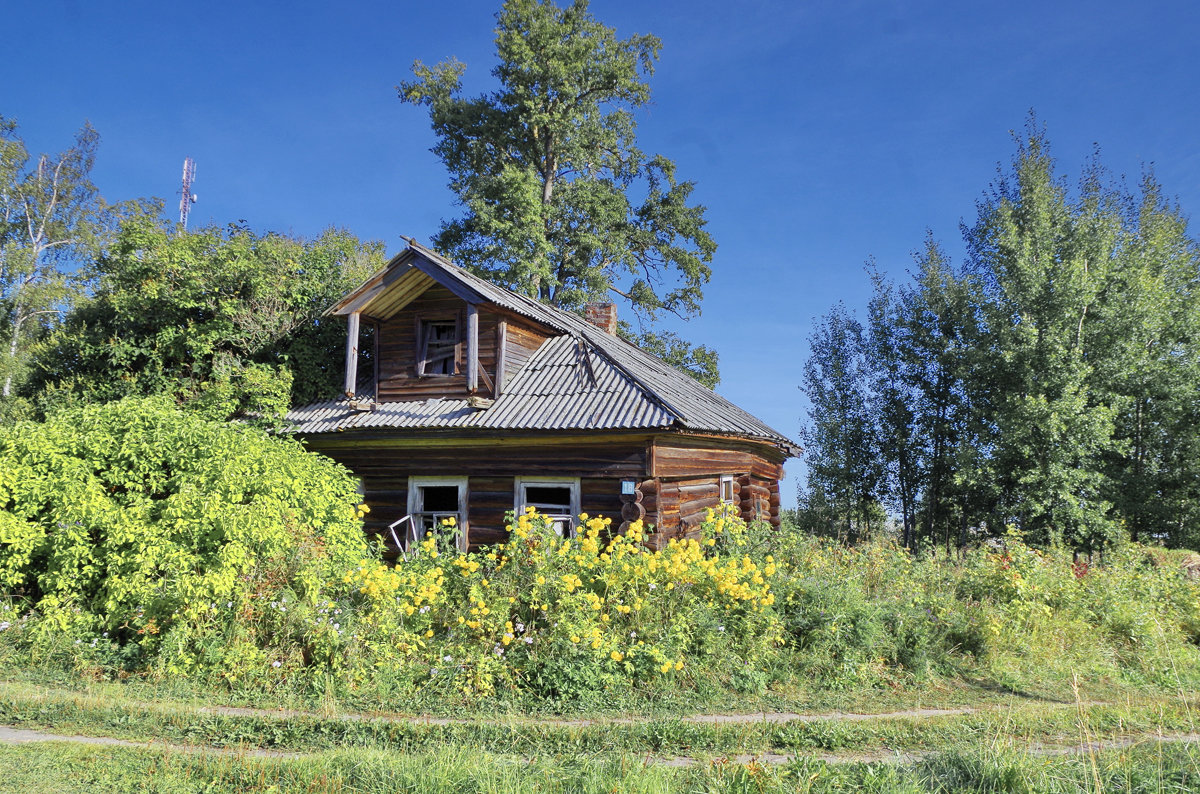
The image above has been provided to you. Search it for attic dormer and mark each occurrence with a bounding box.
[331,251,553,402]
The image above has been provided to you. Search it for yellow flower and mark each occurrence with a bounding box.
[610,651,623,662]
[571,635,580,643]
[674,660,684,670]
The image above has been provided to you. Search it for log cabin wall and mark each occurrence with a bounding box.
[643,436,786,549]
[302,433,650,552]
[300,430,787,554]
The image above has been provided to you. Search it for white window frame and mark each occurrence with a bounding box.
[719,475,736,505]
[514,477,581,538]
[407,476,469,552]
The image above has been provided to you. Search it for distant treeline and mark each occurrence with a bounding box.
[799,122,1200,552]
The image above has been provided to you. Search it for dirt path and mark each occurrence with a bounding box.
[0,725,301,759]
[0,723,1196,767]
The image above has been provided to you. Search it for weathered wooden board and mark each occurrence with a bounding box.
[651,438,785,481]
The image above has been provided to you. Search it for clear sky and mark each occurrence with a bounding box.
[8,0,1200,503]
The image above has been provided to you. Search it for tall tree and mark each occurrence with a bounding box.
[800,304,883,542]
[964,127,1120,548]
[27,217,384,420]
[399,0,719,385]
[0,119,113,401]
[1087,174,1200,547]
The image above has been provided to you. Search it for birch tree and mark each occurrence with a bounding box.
[0,119,108,400]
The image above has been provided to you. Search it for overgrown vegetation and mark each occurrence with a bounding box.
[1,399,1198,715]
[0,398,368,677]
[26,216,383,420]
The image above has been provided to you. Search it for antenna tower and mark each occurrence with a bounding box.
[178,157,197,229]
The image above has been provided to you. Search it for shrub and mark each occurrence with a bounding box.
[0,397,367,677]
[342,508,782,706]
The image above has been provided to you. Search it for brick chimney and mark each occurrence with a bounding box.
[584,302,618,334]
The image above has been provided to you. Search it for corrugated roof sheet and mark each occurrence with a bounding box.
[291,244,800,455]
[286,334,676,434]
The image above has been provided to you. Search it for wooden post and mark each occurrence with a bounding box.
[344,311,360,397]
[466,303,479,393]
[494,319,507,396]
[372,319,380,400]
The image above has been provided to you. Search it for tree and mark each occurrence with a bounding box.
[399,0,719,385]
[965,128,1121,547]
[799,304,884,542]
[27,216,384,420]
[1086,174,1200,547]
[0,118,117,402]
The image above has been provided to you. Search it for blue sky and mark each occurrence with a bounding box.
[9,0,1200,503]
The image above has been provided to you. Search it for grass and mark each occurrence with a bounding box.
[0,738,1198,793]
[0,678,1194,760]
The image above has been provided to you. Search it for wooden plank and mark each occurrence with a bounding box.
[344,311,360,397]
[495,320,506,396]
[678,481,720,499]
[652,438,786,480]
[466,302,478,393]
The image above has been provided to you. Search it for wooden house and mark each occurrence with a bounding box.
[286,242,800,551]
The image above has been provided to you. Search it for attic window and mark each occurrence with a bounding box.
[418,319,458,376]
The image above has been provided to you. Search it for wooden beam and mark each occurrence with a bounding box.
[495,319,507,396]
[344,311,361,397]
[466,302,479,393]
[372,319,380,400]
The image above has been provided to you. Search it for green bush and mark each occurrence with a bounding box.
[0,397,368,677]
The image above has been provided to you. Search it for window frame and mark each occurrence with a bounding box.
[719,475,736,505]
[415,313,461,377]
[514,476,581,538]
[407,476,469,552]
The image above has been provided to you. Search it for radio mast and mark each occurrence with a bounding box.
[178,157,197,229]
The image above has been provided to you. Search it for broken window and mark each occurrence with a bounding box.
[720,475,736,505]
[408,477,467,551]
[418,319,458,376]
[515,478,580,538]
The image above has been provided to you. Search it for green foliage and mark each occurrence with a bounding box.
[399,0,718,383]
[800,303,885,542]
[0,398,368,676]
[800,118,1200,549]
[4,456,1200,712]
[26,216,384,419]
[0,117,148,404]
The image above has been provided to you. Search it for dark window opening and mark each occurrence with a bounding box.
[419,320,458,376]
[420,486,459,512]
